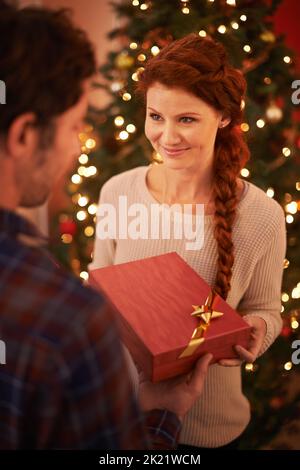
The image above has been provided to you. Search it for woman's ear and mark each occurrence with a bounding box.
[218,116,231,129]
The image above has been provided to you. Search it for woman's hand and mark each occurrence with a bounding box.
[219,316,267,367]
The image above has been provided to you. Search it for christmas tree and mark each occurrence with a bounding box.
[51,0,300,449]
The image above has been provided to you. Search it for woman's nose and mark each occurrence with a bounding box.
[160,123,181,146]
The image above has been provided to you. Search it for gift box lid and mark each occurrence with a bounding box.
[89,252,250,357]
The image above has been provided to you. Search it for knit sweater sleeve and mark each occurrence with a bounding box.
[237,205,286,356]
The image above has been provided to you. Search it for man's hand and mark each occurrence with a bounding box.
[219,316,267,367]
[138,353,213,421]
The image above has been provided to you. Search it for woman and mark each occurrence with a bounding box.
[89,34,286,449]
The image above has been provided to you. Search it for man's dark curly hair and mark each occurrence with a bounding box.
[0,0,97,135]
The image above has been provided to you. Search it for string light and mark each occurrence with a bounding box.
[119,130,129,140]
[138,53,146,62]
[78,196,89,207]
[245,363,254,372]
[71,174,82,184]
[77,210,87,221]
[291,288,300,300]
[231,21,239,30]
[62,234,72,244]
[240,168,250,178]
[243,45,252,53]
[256,119,265,128]
[80,271,89,281]
[151,46,160,56]
[77,166,86,176]
[296,182,300,191]
[283,259,290,269]
[282,147,291,157]
[85,166,97,177]
[217,25,227,34]
[129,42,138,49]
[286,214,294,224]
[283,56,291,64]
[182,7,190,14]
[132,0,139,5]
[226,0,236,5]
[282,293,289,302]
[140,3,148,10]
[114,116,124,127]
[126,124,136,133]
[131,72,139,81]
[285,201,298,214]
[199,30,207,37]
[85,138,96,150]
[266,188,275,198]
[88,204,98,215]
[122,92,132,101]
[240,15,247,21]
[284,361,293,371]
[241,123,249,132]
[79,153,89,164]
[84,226,95,237]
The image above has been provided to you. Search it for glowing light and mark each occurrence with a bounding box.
[119,130,129,140]
[266,188,274,198]
[132,0,139,5]
[84,226,95,237]
[281,305,285,313]
[245,363,254,372]
[240,15,247,21]
[226,0,236,5]
[292,289,300,300]
[85,166,97,177]
[296,182,300,191]
[284,361,292,371]
[131,72,139,81]
[281,293,289,302]
[243,45,252,53]
[240,168,250,178]
[77,210,87,221]
[85,138,96,149]
[241,123,249,132]
[71,174,82,184]
[151,46,160,56]
[61,234,72,244]
[182,7,190,14]
[140,3,148,10]
[240,99,245,110]
[283,259,290,269]
[130,42,138,49]
[80,271,89,281]
[88,204,98,215]
[231,22,239,30]
[126,124,136,133]
[122,93,132,101]
[218,25,227,34]
[199,30,207,37]
[285,201,298,214]
[79,153,88,164]
[256,119,265,128]
[283,56,291,64]
[78,196,89,207]
[286,214,294,224]
[138,54,146,62]
[282,147,291,157]
[77,166,86,176]
[114,116,124,127]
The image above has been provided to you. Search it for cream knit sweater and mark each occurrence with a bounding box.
[89,165,286,448]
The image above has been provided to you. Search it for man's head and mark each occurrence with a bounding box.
[0,1,97,208]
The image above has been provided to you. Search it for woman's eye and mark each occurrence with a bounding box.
[149,113,161,121]
[180,117,195,123]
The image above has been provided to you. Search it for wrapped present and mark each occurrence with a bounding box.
[89,252,251,382]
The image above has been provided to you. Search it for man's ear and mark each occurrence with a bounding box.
[6,113,39,160]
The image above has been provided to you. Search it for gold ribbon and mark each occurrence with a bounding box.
[179,290,223,359]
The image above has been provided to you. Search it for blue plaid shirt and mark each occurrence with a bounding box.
[0,208,180,449]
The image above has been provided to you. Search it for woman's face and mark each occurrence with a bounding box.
[145,82,224,172]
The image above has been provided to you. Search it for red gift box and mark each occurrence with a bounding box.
[89,252,251,382]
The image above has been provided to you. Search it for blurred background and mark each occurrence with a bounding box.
[18,0,300,450]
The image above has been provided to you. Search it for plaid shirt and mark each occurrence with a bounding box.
[0,208,180,450]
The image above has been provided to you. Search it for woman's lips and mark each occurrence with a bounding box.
[162,147,189,157]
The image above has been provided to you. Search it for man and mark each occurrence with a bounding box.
[0,1,211,449]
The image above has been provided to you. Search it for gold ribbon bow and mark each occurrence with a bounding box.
[179,290,223,359]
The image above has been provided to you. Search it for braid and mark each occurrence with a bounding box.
[212,130,248,300]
